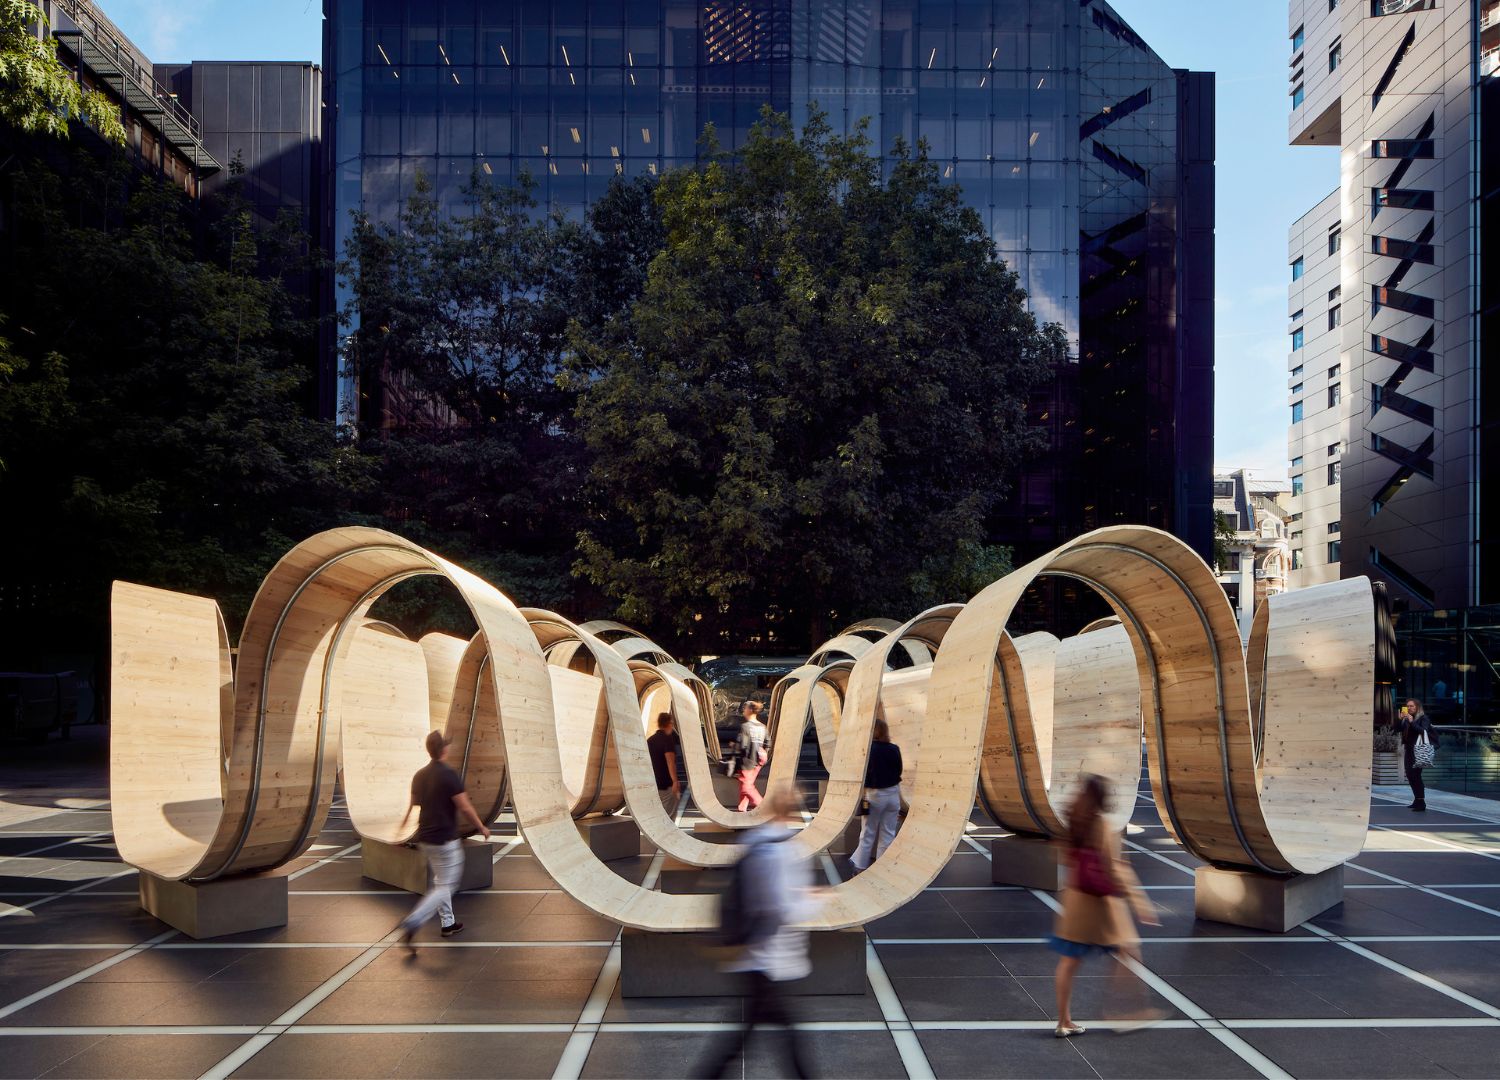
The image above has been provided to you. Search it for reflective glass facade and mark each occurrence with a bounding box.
[323,0,1214,562]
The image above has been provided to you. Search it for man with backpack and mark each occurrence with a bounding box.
[697,786,824,1078]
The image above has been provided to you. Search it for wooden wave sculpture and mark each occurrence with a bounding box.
[111,524,1373,928]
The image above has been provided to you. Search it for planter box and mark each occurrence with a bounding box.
[1372,750,1403,785]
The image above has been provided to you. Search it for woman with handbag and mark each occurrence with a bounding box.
[1401,698,1437,812]
[735,701,769,811]
[1049,774,1160,1038]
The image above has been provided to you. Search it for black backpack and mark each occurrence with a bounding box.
[716,841,777,948]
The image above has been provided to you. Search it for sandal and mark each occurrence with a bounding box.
[1054,1023,1086,1038]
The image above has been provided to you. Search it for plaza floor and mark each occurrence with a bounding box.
[3,730,1500,1079]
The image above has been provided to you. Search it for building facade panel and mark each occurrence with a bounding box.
[324,0,1216,565]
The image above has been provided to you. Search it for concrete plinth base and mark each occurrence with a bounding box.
[139,870,288,939]
[620,927,866,997]
[361,837,493,894]
[658,867,730,895]
[990,834,1065,890]
[576,816,641,862]
[1194,863,1345,933]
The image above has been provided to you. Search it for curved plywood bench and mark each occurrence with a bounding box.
[113,524,1373,931]
[976,626,1141,837]
[440,632,508,827]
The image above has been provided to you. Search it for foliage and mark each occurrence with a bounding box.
[338,170,666,623]
[0,1,123,143]
[1372,726,1399,753]
[1212,509,1236,572]
[0,145,359,640]
[568,108,1060,650]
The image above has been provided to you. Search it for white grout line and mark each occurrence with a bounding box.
[1221,1016,1500,1030]
[284,843,363,881]
[1303,924,1500,1020]
[1346,861,1500,921]
[966,834,1288,1079]
[819,848,935,1080]
[1370,823,1500,863]
[0,832,112,862]
[551,800,683,1080]
[0,928,178,1020]
[0,866,140,919]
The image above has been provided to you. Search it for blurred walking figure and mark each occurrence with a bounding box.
[1050,774,1160,1038]
[698,787,823,1078]
[397,731,490,954]
[1400,698,1437,812]
[735,701,768,811]
[648,712,681,816]
[851,718,902,871]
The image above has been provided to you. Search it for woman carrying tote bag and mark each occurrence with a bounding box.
[1049,774,1161,1038]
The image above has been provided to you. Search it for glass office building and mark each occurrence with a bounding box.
[323,0,1214,562]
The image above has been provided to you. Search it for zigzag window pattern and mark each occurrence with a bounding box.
[1371,234,1434,263]
[1369,546,1436,605]
[1079,88,1150,140]
[1371,328,1435,370]
[1371,23,1418,110]
[1371,187,1433,214]
[1371,138,1434,159]
[1372,284,1435,318]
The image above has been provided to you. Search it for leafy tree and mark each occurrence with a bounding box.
[569,108,1062,651]
[0,146,359,647]
[0,1,123,143]
[338,171,665,620]
[1212,509,1237,572]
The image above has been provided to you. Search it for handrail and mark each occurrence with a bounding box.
[51,0,202,142]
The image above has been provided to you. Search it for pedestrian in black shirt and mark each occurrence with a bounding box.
[647,712,681,816]
[398,731,490,954]
[852,718,903,871]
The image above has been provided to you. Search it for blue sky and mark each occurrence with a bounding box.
[102,0,1339,472]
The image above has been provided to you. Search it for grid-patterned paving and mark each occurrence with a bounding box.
[3,744,1500,1079]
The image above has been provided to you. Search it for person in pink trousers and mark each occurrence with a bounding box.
[735,701,768,810]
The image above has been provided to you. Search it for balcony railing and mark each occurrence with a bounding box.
[49,0,219,172]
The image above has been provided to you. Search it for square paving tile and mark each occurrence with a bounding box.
[34,1033,247,1079]
[230,1032,426,1079]
[1236,1026,1453,1079]
[917,1028,1097,1079]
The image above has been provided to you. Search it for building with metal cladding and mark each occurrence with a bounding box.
[1284,0,1499,614]
[323,0,1214,563]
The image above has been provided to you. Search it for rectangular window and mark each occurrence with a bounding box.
[1292,456,1304,469]
[1292,549,1304,570]
[1372,188,1434,212]
[1372,138,1435,159]
[1292,328,1305,350]
[1328,366,1341,380]
[1329,286,1342,301]
[1292,84,1305,109]
[1328,382,1342,408]
[1329,0,1338,9]
[1328,441,1341,455]
[1292,401,1304,423]
[1292,25,1305,52]
[1328,461,1341,484]
[1292,383,1304,395]
[1291,257,1305,280]
[1289,513,1303,523]
[1292,364,1304,377]
[1372,285,1435,317]
[1328,225,1341,254]
[1371,234,1436,263]
[1328,304,1341,329]
[1329,38,1342,72]
[1291,308,1305,322]
[1328,540,1342,562]
[1371,0,1434,16]
[1328,521,1342,535]
[1292,474,1305,496]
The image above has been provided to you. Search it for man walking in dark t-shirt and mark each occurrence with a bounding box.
[398,731,489,954]
[647,712,680,817]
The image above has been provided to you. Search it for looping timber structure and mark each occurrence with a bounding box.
[111,523,1374,929]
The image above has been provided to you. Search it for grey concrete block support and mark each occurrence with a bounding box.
[361,837,493,894]
[574,816,642,863]
[990,834,1066,890]
[138,869,288,939]
[620,927,866,997]
[1194,863,1345,933]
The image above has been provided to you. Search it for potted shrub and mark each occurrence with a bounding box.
[1372,726,1402,785]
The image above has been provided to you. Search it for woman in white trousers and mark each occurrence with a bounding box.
[852,718,903,871]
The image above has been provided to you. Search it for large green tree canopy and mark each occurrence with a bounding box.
[0,1,123,143]
[569,109,1063,650]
